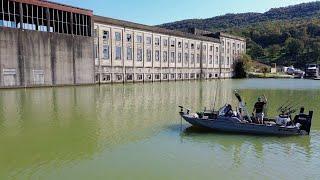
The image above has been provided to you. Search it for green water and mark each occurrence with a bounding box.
[0,79,319,180]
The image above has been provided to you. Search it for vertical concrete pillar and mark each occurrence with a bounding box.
[200,41,204,79]
[19,2,23,29]
[46,7,50,32]
[70,13,76,84]
[18,2,25,86]
[122,28,125,83]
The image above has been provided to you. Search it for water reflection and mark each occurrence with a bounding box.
[0,79,318,179]
[181,126,317,179]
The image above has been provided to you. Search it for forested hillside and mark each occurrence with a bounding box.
[159,2,320,68]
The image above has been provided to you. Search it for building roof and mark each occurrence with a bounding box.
[189,28,246,42]
[214,32,246,41]
[93,15,221,43]
[13,0,93,16]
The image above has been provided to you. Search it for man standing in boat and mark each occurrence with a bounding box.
[253,95,268,124]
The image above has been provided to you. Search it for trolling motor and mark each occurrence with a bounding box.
[179,106,190,115]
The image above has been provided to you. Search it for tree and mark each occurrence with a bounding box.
[249,44,265,59]
[285,38,304,56]
[262,67,270,77]
[233,54,252,78]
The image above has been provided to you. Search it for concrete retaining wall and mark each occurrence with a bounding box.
[0,27,94,88]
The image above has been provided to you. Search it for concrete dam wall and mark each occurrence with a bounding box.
[0,27,94,88]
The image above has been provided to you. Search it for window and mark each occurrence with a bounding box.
[115,46,122,60]
[115,32,121,41]
[227,57,230,65]
[102,74,111,82]
[178,42,182,48]
[170,52,175,63]
[155,74,160,80]
[233,43,236,47]
[185,73,189,79]
[184,53,189,63]
[191,43,195,49]
[203,55,207,64]
[178,53,182,63]
[127,34,132,42]
[155,50,160,61]
[103,45,109,59]
[163,51,168,62]
[163,39,168,47]
[197,44,201,50]
[191,54,195,64]
[116,74,123,81]
[137,74,143,80]
[171,40,175,47]
[203,45,207,50]
[127,47,132,60]
[94,44,98,59]
[155,38,160,46]
[215,56,219,65]
[210,46,213,51]
[238,44,240,48]
[185,43,189,49]
[196,54,200,63]
[103,31,109,40]
[137,48,143,61]
[209,55,213,64]
[216,47,219,52]
[242,44,244,49]
[227,42,230,47]
[222,41,225,45]
[127,74,133,81]
[137,35,143,43]
[147,49,152,62]
[146,37,152,45]
[227,49,230,54]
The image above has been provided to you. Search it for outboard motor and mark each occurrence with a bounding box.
[294,107,313,135]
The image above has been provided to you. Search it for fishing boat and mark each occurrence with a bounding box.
[179,92,313,136]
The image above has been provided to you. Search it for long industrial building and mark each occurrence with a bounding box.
[0,0,246,88]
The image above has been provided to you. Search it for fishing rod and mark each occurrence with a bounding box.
[278,99,296,112]
[277,100,291,112]
[279,101,297,113]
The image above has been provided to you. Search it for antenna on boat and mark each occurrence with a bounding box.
[212,79,220,110]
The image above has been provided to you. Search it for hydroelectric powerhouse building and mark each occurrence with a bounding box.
[0,0,246,88]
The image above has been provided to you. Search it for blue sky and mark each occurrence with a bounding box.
[53,0,314,25]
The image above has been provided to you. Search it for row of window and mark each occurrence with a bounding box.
[98,30,219,51]
[222,40,245,49]
[98,45,220,65]
[97,72,224,83]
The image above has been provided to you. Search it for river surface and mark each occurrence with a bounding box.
[0,79,319,180]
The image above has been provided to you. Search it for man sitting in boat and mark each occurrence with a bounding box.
[253,95,267,124]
